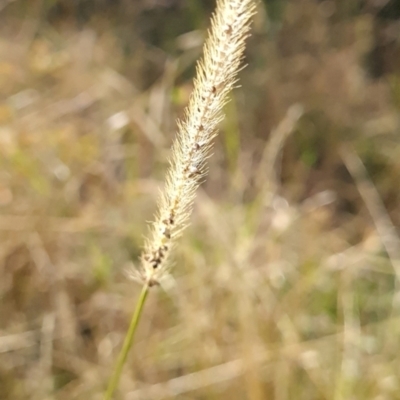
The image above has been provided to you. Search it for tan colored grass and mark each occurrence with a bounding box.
[135,0,257,287]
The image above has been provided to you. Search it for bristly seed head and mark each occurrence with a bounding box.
[134,0,256,287]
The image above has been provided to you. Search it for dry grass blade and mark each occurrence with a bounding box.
[340,146,400,280]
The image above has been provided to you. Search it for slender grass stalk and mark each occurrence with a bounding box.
[103,283,149,400]
[104,0,256,398]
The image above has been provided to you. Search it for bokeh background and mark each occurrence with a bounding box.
[1,0,400,399]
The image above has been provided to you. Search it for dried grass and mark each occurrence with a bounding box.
[0,0,400,399]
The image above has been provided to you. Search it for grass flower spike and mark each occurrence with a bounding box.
[139,0,257,286]
[104,1,256,398]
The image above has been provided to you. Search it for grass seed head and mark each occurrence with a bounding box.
[136,0,257,286]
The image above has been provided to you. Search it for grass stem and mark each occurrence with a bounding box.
[103,283,150,400]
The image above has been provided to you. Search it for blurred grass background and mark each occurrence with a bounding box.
[0,0,400,399]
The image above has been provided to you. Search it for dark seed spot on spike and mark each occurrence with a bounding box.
[163,228,171,239]
[148,277,160,287]
[211,86,216,94]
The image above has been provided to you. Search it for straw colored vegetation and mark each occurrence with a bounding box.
[1,0,400,399]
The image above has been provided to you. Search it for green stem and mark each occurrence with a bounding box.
[103,283,150,400]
